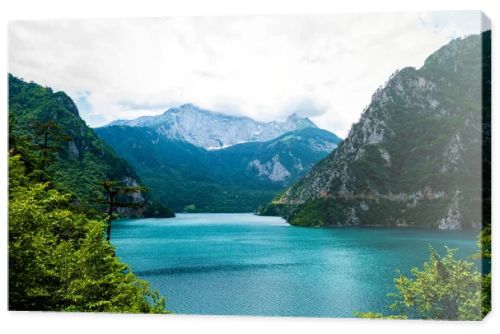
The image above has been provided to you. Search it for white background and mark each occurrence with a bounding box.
[0,0,498,333]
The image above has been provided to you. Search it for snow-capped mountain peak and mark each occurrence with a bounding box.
[103,104,317,149]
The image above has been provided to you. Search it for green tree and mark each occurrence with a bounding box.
[9,153,168,313]
[472,226,491,318]
[32,120,71,171]
[357,247,483,320]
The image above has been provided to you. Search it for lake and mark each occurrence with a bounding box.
[112,213,478,317]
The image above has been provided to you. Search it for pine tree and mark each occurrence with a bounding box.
[101,180,146,241]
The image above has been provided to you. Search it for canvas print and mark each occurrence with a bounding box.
[8,11,491,319]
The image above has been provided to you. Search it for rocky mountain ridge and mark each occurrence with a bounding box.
[105,103,317,150]
[259,31,490,230]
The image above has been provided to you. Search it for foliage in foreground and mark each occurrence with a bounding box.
[9,153,168,313]
[474,225,492,318]
[356,247,486,320]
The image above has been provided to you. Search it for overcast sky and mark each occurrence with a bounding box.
[9,11,485,137]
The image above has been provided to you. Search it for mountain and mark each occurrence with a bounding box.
[106,103,318,149]
[212,127,339,184]
[8,74,174,217]
[95,122,341,212]
[259,31,490,230]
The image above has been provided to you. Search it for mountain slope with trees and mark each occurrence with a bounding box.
[260,31,490,230]
[8,74,173,217]
[8,74,170,312]
[96,124,341,212]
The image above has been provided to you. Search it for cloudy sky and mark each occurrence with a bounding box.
[9,11,486,137]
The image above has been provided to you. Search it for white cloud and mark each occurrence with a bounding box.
[8,11,484,137]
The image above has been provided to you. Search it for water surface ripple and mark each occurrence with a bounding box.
[112,213,477,317]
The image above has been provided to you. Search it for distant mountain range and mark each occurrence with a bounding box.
[96,106,341,212]
[259,31,490,230]
[8,74,341,215]
[107,103,318,150]
[8,31,489,227]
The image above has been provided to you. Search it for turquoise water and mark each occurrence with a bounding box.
[112,213,478,317]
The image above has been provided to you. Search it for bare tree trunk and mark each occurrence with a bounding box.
[106,194,114,241]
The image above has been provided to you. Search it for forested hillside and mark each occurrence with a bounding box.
[96,125,340,212]
[8,74,173,217]
[260,31,490,230]
[8,74,171,311]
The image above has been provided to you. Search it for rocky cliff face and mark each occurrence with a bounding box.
[105,104,317,149]
[261,31,490,230]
